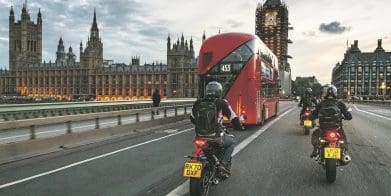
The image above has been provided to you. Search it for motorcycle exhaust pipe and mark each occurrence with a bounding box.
[342,154,351,165]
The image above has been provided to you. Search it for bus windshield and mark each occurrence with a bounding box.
[200,39,255,97]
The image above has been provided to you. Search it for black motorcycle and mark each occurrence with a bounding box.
[183,131,230,196]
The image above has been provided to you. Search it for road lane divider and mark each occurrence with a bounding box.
[0,127,193,189]
[167,106,296,196]
[354,105,391,121]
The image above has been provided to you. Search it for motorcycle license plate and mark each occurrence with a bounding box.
[183,162,202,178]
[324,147,341,159]
[304,120,312,127]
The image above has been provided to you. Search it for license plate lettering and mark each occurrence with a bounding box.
[183,162,202,178]
[324,147,341,159]
[304,120,312,127]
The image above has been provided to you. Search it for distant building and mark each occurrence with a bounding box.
[166,34,198,98]
[255,0,293,97]
[0,3,198,101]
[332,39,391,100]
[293,76,322,97]
[9,3,42,71]
[295,76,320,87]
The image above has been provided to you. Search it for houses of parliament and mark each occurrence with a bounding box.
[0,3,198,101]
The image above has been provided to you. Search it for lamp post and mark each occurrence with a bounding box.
[380,82,386,100]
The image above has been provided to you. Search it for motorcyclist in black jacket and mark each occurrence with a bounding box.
[310,84,352,158]
[190,81,242,175]
[298,88,318,125]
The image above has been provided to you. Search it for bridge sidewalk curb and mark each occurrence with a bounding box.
[0,115,190,165]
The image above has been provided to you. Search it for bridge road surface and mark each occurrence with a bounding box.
[0,102,390,195]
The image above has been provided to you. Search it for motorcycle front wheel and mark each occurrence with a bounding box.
[190,163,213,196]
[325,159,337,183]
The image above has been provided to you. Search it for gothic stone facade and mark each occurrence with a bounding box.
[1,4,197,100]
[166,34,198,98]
[255,0,292,97]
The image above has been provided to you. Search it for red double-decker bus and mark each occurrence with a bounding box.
[198,32,280,125]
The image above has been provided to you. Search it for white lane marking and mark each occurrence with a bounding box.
[167,106,296,196]
[354,105,391,121]
[368,109,391,114]
[163,129,178,134]
[0,128,193,189]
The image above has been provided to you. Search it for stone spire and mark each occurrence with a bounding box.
[37,8,42,24]
[92,8,98,29]
[90,8,99,39]
[167,34,171,51]
[9,6,15,22]
[181,33,185,48]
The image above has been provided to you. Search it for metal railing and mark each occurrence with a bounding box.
[347,99,391,105]
[0,99,195,121]
[0,104,192,140]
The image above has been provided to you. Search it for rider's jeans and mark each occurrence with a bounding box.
[222,134,236,169]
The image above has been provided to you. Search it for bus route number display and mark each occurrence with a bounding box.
[221,64,231,72]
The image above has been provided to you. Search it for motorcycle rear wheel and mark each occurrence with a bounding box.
[325,159,337,183]
[304,127,310,135]
[190,164,213,196]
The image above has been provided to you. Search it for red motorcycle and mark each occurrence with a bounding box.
[315,128,351,183]
[301,106,316,135]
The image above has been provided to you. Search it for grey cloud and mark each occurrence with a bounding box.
[319,21,350,34]
[0,37,7,42]
[302,31,316,37]
[226,19,242,28]
[138,24,169,39]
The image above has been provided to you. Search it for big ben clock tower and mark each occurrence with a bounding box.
[255,0,293,97]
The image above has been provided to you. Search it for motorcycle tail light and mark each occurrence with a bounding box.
[324,130,340,142]
[194,139,207,148]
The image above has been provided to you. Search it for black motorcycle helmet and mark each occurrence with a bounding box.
[305,88,312,95]
[205,81,223,98]
[323,84,337,99]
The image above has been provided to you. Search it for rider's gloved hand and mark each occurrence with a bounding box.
[189,116,195,124]
[231,117,243,131]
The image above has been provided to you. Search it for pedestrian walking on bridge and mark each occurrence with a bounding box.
[152,89,161,115]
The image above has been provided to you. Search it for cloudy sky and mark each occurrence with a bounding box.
[0,0,390,84]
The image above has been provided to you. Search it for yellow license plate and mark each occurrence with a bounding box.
[324,147,341,159]
[183,162,202,178]
[304,120,312,127]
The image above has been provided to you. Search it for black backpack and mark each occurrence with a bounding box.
[318,100,342,129]
[303,95,312,106]
[193,98,219,135]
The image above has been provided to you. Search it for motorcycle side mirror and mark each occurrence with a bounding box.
[347,107,353,112]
